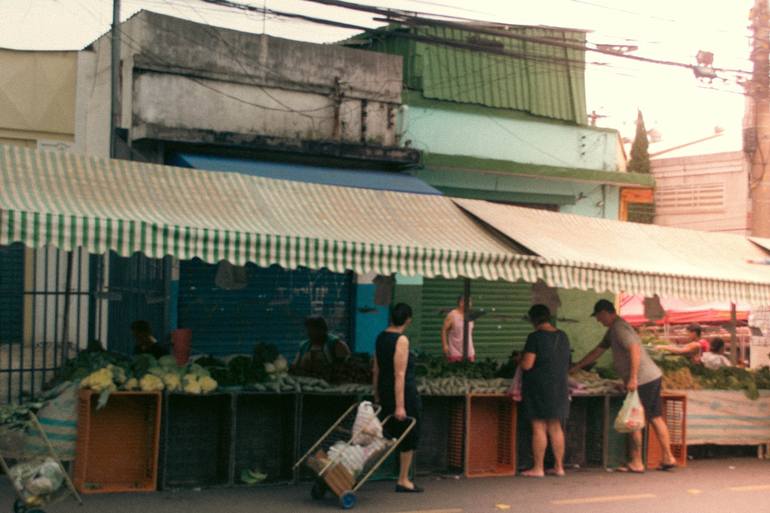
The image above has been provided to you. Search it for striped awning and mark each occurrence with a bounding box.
[0,145,538,281]
[455,199,770,304]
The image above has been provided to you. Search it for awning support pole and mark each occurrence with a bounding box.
[462,278,471,361]
[730,302,739,366]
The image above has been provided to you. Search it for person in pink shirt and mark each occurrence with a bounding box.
[441,295,475,362]
[656,324,708,364]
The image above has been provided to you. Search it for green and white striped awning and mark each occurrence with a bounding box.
[0,145,537,281]
[4,144,770,304]
[456,199,770,305]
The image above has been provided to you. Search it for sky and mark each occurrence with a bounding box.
[0,0,756,146]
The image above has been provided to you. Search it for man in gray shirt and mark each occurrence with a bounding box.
[572,299,677,473]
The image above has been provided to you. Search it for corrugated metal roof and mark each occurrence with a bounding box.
[365,25,587,124]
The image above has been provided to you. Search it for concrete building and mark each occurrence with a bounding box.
[0,48,77,151]
[74,11,424,357]
[650,133,749,235]
[345,23,654,359]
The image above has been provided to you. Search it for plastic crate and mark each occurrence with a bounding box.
[234,392,297,485]
[646,393,687,468]
[161,392,233,489]
[416,396,465,475]
[465,395,516,478]
[563,397,588,467]
[74,390,161,494]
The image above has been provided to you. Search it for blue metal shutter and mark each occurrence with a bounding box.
[0,243,24,345]
[178,261,353,357]
[419,278,532,360]
[107,254,167,354]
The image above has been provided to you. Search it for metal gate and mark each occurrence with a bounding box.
[0,244,101,404]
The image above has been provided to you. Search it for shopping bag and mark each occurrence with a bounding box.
[352,401,383,445]
[614,390,646,433]
[506,366,523,402]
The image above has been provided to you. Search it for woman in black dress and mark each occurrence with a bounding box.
[373,303,423,493]
[519,304,571,477]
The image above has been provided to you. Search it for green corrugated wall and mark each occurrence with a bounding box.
[365,25,587,125]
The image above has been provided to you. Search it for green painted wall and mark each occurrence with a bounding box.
[557,288,614,369]
[403,106,623,172]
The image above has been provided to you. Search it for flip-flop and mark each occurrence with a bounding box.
[616,466,645,474]
[656,463,676,472]
[546,469,566,477]
[520,470,545,478]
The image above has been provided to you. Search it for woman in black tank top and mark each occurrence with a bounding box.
[373,303,423,493]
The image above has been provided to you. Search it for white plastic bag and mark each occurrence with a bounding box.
[351,401,383,446]
[614,390,646,433]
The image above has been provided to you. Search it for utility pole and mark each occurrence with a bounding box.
[747,0,770,238]
[109,0,121,159]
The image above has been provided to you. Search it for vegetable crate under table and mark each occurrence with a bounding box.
[160,392,234,489]
[416,396,465,476]
[73,390,161,494]
[465,394,516,478]
[234,392,298,485]
[645,393,687,469]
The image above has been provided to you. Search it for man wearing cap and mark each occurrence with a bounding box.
[572,299,677,473]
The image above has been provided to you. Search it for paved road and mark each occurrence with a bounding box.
[4,458,770,513]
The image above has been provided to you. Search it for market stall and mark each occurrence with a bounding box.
[5,144,770,501]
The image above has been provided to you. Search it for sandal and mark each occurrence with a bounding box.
[616,465,645,474]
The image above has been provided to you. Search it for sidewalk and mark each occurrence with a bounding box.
[4,459,770,513]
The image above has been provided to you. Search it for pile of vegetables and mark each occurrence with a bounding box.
[413,354,500,380]
[204,343,288,388]
[569,369,625,396]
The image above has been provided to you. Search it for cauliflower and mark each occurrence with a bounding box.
[184,379,202,395]
[264,362,277,374]
[273,355,288,373]
[80,368,116,392]
[199,376,218,394]
[163,373,181,392]
[139,374,164,392]
[123,378,139,391]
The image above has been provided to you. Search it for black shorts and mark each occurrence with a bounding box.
[637,377,663,420]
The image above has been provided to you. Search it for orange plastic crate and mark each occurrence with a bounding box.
[465,394,517,478]
[646,393,687,469]
[74,390,162,494]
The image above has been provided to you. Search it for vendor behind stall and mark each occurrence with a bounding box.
[131,320,169,359]
[293,316,351,374]
[655,324,709,364]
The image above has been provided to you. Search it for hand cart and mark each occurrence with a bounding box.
[0,412,82,513]
[294,401,415,509]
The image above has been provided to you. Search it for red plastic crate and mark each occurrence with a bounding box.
[465,394,517,478]
[74,390,162,494]
[646,393,687,469]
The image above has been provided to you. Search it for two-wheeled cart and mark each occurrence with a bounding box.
[0,412,82,513]
[294,401,415,509]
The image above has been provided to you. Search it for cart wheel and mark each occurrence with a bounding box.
[311,479,328,500]
[13,499,26,513]
[340,490,356,509]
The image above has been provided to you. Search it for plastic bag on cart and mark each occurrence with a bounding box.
[614,390,646,433]
[351,401,383,446]
[9,457,65,499]
[328,441,366,476]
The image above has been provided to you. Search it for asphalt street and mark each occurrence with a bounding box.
[4,458,770,513]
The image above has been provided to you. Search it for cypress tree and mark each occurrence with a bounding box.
[628,110,650,174]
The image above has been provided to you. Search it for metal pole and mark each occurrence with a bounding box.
[462,278,471,361]
[729,302,739,366]
[109,0,121,159]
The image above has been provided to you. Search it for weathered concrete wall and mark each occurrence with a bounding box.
[0,49,77,148]
[75,11,403,155]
